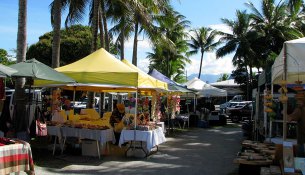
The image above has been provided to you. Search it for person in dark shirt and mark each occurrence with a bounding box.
[110,103,125,145]
[110,103,125,127]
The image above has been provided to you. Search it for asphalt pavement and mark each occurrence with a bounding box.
[22,123,244,175]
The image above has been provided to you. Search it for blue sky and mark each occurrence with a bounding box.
[0,0,260,78]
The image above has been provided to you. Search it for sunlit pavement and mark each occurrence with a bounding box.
[22,121,243,175]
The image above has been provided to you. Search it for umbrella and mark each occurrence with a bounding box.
[0,64,18,77]
[9,58,75,83]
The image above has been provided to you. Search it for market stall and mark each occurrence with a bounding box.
[185,77,227,98]
[271,37,305,140]
[118,126,166,157]
[33,49,169,157]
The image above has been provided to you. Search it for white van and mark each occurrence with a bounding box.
[7,89,42,126]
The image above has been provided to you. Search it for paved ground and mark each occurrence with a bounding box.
[23,123,244,175]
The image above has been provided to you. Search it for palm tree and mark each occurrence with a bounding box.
[148,9,191,82]
[131,0,170,66]
[50,0,88,68]
[108,0,134,60]
[188,27,220,79]
[216,10,259,100]
[15,0,27,137]
[217,74,229,82]
[91,0,99,52]
[50,0,61,68]
[246,0,303,55]
[286,0,305,35]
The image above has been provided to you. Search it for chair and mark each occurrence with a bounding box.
[176,114,190,129]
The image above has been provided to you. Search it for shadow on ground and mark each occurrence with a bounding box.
[29,124,243,175]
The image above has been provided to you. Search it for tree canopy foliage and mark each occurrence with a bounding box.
[26,25,93,67]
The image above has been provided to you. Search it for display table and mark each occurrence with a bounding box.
[47,126,115,158]
[0,141,35,175]
[47,125,62,155]
[118,127,166,157]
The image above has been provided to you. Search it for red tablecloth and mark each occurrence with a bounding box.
[0,140,35,175]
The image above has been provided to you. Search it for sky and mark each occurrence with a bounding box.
[0,0,260,79]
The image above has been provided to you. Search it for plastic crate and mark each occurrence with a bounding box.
[197,120,209,128]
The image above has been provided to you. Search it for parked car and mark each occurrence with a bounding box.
[226,102,253,122]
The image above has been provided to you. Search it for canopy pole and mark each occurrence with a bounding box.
[167,92,170,135]
[193,94,196,113]
[133,89,138,150]
[283,43,288,141]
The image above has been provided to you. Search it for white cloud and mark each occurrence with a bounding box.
[138,58,150,73]
[186,52,235,75]
[125,37,152,49]
[209,24,232,34]
[125,23,235,76]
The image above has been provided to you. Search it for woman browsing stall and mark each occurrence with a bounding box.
[110,103,126,144]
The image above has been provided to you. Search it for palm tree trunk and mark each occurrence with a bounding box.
[51,0,61,68]
[15,0,27,136]
[132,21,139,66]
[246,67,250,101]
[101,0,109,51]
[99,8,104,49]
[120,23,125,60]
[91,0,99,53]
[88,0,99,108]
[249,64,253,100]
[198,52,204,79]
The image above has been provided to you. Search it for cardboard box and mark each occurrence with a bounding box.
[81,139,103,157]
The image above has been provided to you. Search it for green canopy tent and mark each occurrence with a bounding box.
[0,64,17,77]
[8,59,75,139]
[9,59,75,83]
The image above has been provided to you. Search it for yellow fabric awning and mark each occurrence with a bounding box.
[35,48,138,87]
[122,59,168,91]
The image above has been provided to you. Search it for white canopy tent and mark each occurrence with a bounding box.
[210,79,239,87]
[272,37,305,84]
[271,37,305,141]
[185,77,227,97]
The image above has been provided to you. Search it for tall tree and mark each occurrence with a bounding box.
[246,0,302,55]
[217,74,229,82]
[108,0,133,60]
[188,27,220,79]
[50,0,62,68]
[148,8,190,82]
[50,0,88,68]
[216,10,258,100]
[131,0,169,66]
[14,0,27,137]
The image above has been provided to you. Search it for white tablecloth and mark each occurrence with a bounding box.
[119,127,166,151]
[47,126,115,144]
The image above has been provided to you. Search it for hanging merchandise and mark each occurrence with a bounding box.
[151,91,157,121]
[264,90,274,113]
[278,80,288,103]
[52,89,62,112]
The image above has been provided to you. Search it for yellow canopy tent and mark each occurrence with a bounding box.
[122,59,168,92]
[34,48,138,87]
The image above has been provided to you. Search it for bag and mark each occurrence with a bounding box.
[36,120,47,136]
